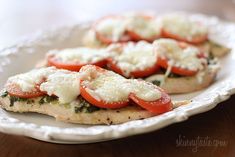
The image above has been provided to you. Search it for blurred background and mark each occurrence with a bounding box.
[0,0,235,49]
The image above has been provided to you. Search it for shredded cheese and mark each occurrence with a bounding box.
[96,17,127,42]
[7,67,81,104]
[48,47,109,64]
[161,14,208,40]
[7,67,56,92]
[154,39,205,71]
[125,14,161,39]
[40,70,80,104]
[80,65,161,102]
[110,41,157,77]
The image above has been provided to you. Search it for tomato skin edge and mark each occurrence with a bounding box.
[129,88,173,114]
[47,55,107,71]
[157,57,198,76]
[80,81,129,109]
[162,29,208,44]
[6,83,45,99]
[93,15,132,44]
[107,58,160,78]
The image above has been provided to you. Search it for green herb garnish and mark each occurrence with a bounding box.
[26,99,34,104]
[39,97,45,105]
[168,72,182,78]
[38,95,58,105]
[152,80,161,86]
[9,96,27,107]
[74,96,100,113]
[1,91,8,98]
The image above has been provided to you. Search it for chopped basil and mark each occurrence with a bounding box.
[45,96,58,102]
[9,96,27,107]
[168,73,182,78]
[1,91,8,98]
[39,97,45,105]
[74,97,100,113]
[26,99,35,104]
[152,80,161,86]
[39,96,58,105]
[86,105,101,113]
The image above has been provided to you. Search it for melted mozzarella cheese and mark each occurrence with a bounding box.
[48,47,109,64]
[40,71,80,104]
[8,67,81,104]
[111,41,157,77]
[7,67,57,92]
[131,80,161,101]
[96,17,127,42]
[88,74,130,102]
[161,14,208,40]
[81,66,131,102]
[80,65,161,102]
[126,14,161,39]
[154,39,205,71]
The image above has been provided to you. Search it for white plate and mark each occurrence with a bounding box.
[0,13,235,144]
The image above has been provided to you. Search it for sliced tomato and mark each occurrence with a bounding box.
[80,83,129,109]
[93,15,132,44]
[6,83,45,98]
[79,65,129,109]
[157,57,198,76]
[127,30,160,42]
[107,58,160,78]
[129,86,172,114]
[126,15,161,42]
[47,55,107,71]
[162,29,208,44]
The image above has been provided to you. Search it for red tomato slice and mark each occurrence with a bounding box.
[6,83,45,98]
[129,86,172,114]
[127,30,160,42]
[126,15,161,42]
[47,55,107,71]
[80,83,129,109]
[107,58,160,78]
[79,65,129,108]
[93,15,132,44]
[157,56,198,76]
[162,29,208,44]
